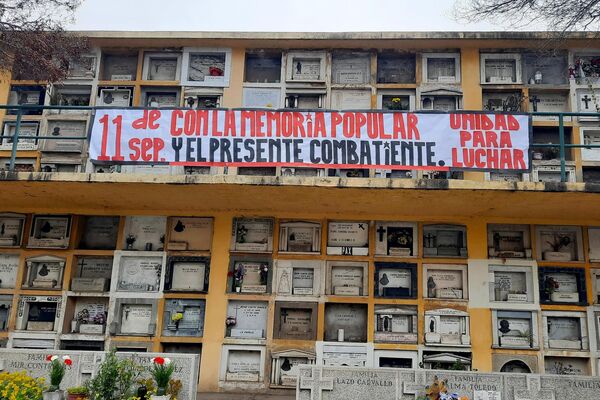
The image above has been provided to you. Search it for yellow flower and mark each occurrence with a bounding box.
[171,312,184,322]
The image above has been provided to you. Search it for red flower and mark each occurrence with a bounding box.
[46,355,53,361]
[64,359,72,366]
[153,357,165,365]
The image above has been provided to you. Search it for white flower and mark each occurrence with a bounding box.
[164,357,171,365]
[50,355,59,361]
[62,355,71,361]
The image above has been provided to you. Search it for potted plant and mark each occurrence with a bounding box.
[66,386,88,400]
[543,234,572,261]
[388,97,406,111]
[86,350,140,400]
[43,355,72,400]
[149,357,175,400]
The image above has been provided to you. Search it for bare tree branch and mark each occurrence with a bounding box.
[455,0,600,32]
[0,0,89,83]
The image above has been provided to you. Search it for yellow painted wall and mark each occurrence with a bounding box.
[1,33,600,393]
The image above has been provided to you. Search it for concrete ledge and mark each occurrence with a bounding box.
[0,172,593,194]
[75,31,600,41]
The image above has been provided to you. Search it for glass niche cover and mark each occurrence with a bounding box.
[230,257,272,294]
[375,222,418,257]
[230,218,274,252]
[487,224,532,259]
[115,252,164,292]
[374,262,417,298]
[279,221,321,253]
[327,221,369,256]
[165,256,209,293]
[28,215,72,249]
[0,214,25,248]
[539,268,586,304]
[423,224,467,258]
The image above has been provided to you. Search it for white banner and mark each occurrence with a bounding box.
[89,109,530,171]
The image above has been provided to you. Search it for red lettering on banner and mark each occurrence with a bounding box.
[184,111,196,136]
[495,115,507,130]
[500,150,513,169]
[460,131,471,147]
[293,112,306,137]
[393,114,406,139]
[267,112,280,137]
[130,138,165,162]
[255,111,265,137]
[407,114,420,140]
[487,149,498,169]
[472,131,485,147]
[500,131,512,148]
[475,149,486,168]
[224,110,236,136]
[281,112,293,138]
[212,110,223,136]
[452,148,462,167]
[132,110,161,130]
[240,111,253,137]
[314,112,326,137]
[367,114,378,139]
[331,112,342,138]
[170,110,183,136]
[452,148,524,169]
[507,115,520,130]
[513,149,526,169]
[481,115,493,130]
[197,110,209,136]
[129,138,141,161]
[355,113,367,138]
[485,131,498,148]
[343,113,355,138]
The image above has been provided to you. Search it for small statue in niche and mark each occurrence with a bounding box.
[260,264,269,286]
[41,221,53,234]
[281,358,291,372]
[379,273,390,286]
[427,276,437,298]
[38,264,49,277]
[236,225,248,243]
[174,220,185,233]
[125,234,136,250]
[429,317,435,333]
[233,264,244,292]
[498,319,511,334]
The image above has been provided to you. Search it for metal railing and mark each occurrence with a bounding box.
[2,104,600,183]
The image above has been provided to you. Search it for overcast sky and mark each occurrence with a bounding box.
[70,0,511,31]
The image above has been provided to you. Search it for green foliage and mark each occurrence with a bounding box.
[0,371,45,400]
[151,362,175,395]
[450,360,467,371]
[67,386,89,395]
[86,351,141,400]
[49,359,66,391]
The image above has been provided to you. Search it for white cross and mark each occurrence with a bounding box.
[403,371,426,398]
[299,368,334,400]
